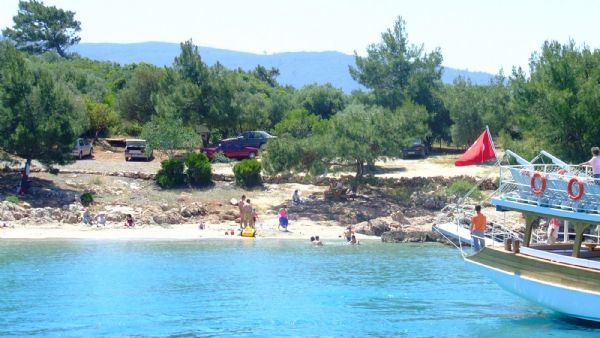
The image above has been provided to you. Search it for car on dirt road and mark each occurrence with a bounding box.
[72,138,93,159]
[220,131,275,149]
[204,143,258,160]
[124,139,153,161]
[403,138,428,159]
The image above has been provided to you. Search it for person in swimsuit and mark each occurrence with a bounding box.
[278,205,289,230]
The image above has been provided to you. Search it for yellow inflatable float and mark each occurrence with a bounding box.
[241,226,256,237]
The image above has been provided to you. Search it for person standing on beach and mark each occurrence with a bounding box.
[238,195,246,228]
[278,205,289,230]
[581,147,600,183]
[470,205,486,251]
[242,199,253,228]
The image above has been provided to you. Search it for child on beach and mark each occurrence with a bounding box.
[95,213,106,227]
[252,208,258,228]
[125,214,134,228]
[278,205,289,231]
[82,209,92,225]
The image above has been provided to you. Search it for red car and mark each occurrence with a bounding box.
[204,143,259,160]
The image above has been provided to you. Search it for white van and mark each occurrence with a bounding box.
[124,139,152,161]
[72,138,93,159]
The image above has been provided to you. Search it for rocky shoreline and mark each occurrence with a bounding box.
[0,167,496,242]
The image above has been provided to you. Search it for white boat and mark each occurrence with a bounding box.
[448,150,600,322]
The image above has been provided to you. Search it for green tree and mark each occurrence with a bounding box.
[263,102,428,179]
[349,16,448,144]
[140,114,200,160]
[509,40,600,161]
[85,96,118,140]
[0,42,81,168]
[117,63,164,123]
[2,0,81,57]
[252,65,280,87]
[323,102,428,178]
[443,78,485,147]
[294,83,345,119]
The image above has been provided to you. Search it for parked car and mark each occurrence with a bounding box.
[124,139,152,161]
[403,139,428,159]
[220,131,275,148]
[205,143,258,160]
[72,138,93,159]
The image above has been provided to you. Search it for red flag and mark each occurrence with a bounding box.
[455,128,496,166]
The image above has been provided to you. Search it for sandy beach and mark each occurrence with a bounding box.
[0,218,376,241]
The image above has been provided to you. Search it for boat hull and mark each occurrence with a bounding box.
[465,248,600,322]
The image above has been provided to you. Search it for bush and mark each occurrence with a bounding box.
[447,180,481,200]
[156,159,186,188]
[5,195,19,204]
[233,159,262,188]
[80,192,94,206]
[185,152,212,186]
[211,151,231,163]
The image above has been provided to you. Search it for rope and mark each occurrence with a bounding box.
[433,225,467,257]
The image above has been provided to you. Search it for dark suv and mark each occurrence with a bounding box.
[403,139,428,159]
[220,131,275,148]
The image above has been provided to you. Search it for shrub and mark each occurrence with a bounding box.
[156,159,186,188]
[80,192,94,206]
[5,195,19,204]
[233,159,262,188]
[185,152,212,186]
[447,180,481,200]
[211,151,231,163]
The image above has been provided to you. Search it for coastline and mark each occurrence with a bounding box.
[0,219,377,241]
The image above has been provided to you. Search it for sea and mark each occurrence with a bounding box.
[1,239,599,337]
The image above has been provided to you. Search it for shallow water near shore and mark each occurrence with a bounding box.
[1,239,599,337]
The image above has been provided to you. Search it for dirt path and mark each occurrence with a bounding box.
[52,151,495,179]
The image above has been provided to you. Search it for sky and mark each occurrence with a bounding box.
[0,0,599,74]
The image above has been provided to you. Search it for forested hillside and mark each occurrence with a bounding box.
[70,42,494,93]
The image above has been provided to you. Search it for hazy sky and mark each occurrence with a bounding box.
[1,0,598,73]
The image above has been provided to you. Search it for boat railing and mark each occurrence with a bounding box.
[496,163,600,214]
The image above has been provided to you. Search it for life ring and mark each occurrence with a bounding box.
[567,177,584,201]
[530,172,546,195]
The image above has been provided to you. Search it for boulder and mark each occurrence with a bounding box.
[390,211,410,225]
[2,211,15,221]
[152,210,182,225]
[62,212,80,224]
[410,191,448,210]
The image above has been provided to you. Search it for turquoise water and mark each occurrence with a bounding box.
[1,240,599,337]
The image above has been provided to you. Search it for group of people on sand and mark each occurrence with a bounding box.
[82,208,108,227]
[81,208,134,228]
[238,195,257,229]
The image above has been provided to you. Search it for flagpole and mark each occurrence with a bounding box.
[486,125,498,160]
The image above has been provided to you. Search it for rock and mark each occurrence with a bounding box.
[390,211,410,224]
[160,204,170,211]
[180,207,192,218]
[106,212,125,222]
[153,210,182,225]
[62,212,80,224]
[2,211,15,221]
[381,230,441,243]
[410,191,447,210]
[356,217,392,236]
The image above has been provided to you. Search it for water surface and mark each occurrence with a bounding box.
[1,239,598,337]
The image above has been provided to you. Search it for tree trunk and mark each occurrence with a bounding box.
[355,160,364,179]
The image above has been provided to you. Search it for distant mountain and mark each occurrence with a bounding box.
[71,42,494,93]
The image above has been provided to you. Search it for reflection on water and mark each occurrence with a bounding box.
[0,240,599,337]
